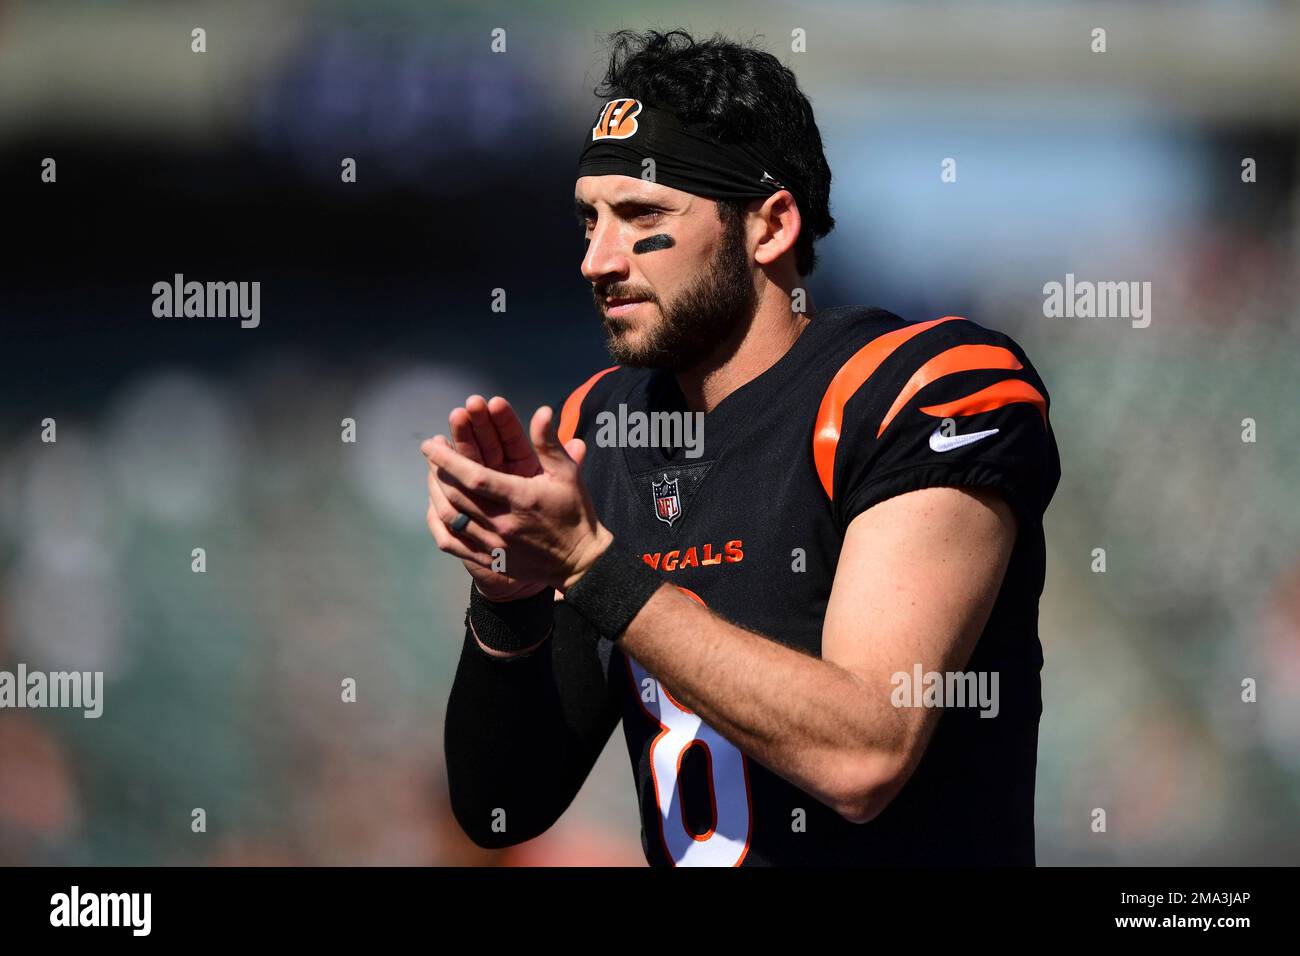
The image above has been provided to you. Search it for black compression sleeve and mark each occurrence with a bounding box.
[443,597,622,849]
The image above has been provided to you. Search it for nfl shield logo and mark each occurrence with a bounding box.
[651,474,682,526]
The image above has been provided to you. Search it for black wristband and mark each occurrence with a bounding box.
[466,582,554,654]
[562,537,663,641]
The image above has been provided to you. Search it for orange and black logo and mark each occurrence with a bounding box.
[591,98,643,141]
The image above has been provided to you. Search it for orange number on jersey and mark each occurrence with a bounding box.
[623,586,753,866]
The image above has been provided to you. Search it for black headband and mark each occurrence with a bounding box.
[576,97,801,208]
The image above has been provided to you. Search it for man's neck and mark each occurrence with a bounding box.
[675,293,814,415]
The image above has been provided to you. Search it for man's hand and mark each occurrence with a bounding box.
[422,396,612,596]
[424,395,545,601]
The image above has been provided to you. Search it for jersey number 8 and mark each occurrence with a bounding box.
[623,586,754,866]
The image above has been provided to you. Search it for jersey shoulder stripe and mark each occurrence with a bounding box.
[810,311,1057,531]
[557,365,620,444]
[919,377,1047,425]
[812,315,962,500]
[877,343,1024,437]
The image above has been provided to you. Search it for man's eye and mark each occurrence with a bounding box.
[635,211,662,224]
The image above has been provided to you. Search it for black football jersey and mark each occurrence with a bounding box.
[554,306,1061,865]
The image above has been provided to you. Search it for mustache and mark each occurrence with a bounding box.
[596,288,657,304]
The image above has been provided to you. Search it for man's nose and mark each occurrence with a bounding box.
[580,219,629,284]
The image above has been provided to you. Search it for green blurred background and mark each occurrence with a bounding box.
[0,0,1297,865]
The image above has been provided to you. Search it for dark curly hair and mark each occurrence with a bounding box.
[593,29,835,277]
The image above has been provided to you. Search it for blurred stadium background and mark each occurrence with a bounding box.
[1,0,1297,865]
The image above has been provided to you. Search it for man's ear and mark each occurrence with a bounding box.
[753,191,801,268]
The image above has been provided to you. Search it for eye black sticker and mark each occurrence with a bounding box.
[632,233,675,254]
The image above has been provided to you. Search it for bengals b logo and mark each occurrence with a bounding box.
[591,98,642,141]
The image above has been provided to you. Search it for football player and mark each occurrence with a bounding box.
[429,29,1060,865]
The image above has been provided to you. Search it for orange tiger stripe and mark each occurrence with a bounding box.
[814,316,963,499]
[877,344,1023,437]
[919,378,1047,425]
[558,366,619,444]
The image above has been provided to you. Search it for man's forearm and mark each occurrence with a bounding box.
[617,584,908,821]
[445,600,617,847]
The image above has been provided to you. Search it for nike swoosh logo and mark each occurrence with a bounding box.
[928,426,1000,453]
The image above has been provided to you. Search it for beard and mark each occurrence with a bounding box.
[595,212,757,373]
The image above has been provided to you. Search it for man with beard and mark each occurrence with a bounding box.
[430,30,1060,866]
